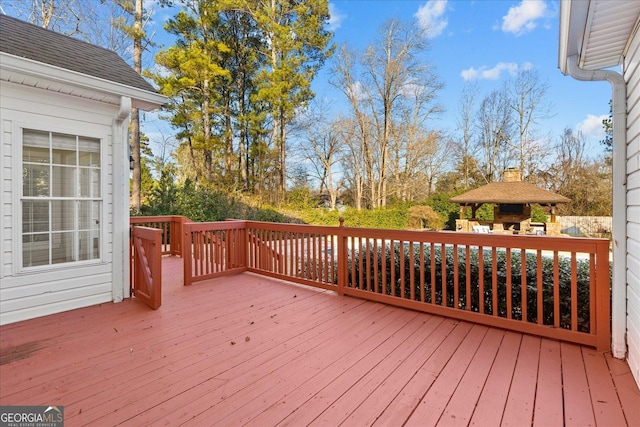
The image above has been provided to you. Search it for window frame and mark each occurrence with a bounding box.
[18,125,106,272]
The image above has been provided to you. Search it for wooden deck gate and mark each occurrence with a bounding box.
[131,226,163,309]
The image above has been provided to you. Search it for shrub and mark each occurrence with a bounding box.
[346,243,600,333]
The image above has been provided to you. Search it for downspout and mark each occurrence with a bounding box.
[112,96,132,303]
[566,55,627,358]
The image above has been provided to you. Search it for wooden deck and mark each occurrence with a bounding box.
[1,257,639,426]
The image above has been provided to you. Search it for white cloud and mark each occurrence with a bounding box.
[328,3,346,32]
[501,0,547,36]
[415,0,449,38]
[349,81,369,102]
[576,114,607,141]
[460,62,520,81]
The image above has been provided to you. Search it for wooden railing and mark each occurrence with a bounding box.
[337,225,610,351]
[131,226,162,309]
[129,216,188,305]
[182,221,247,286]
[245,222,339,292]
[129,215,187,256]
[176,219,611,351]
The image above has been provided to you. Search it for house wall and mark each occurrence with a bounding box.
[625,26,640,386]
[0,81,126,325]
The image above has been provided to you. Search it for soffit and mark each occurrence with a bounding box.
[580,0,640,70]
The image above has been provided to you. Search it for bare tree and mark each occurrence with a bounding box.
[336,117,367,210]
[331,18,442,208]
[330,44,377,208]
[455,83,477,189]
[507,68,553,179]
[293,101,344,209]
[363,18,439,207]
[547,128,612,215]
[475,86,514,183]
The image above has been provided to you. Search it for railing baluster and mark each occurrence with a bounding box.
[537,250,543,325]
[420,243,425,303]
[381,238,387,295]
[409,241,415,301]
[491,247,498,317]
[521,248,527,323]
[506,247,512,319]
[465,245,471,310]
[453,243,459,309]
[479,246,484,314]
[430,243,436,305]
[554,251,560,328]
[442,243,447,307]
[400,241,405,299]
[571,252,578,331]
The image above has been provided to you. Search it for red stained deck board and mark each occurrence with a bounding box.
[304,315,441,427]
[337,318,457,427]
[561,342,597,426]
[1,256,640,426]
[244,314,447,427]
[371,321,474,427]
[468,331,522,426]
[276,316,459,427]
[501,334,541,426]
[4,275,343,408]
[437,327,505,427]
[606,353,640,424]
[582,347,628,426]
[126,300,401,426]
[76,289,385,425]
[404,324,489,427]
[533,339,564,426]
[196,307,419,426]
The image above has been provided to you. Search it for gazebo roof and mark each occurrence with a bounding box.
[450,181,571,205]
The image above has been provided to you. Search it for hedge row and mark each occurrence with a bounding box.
[346,244,601,333]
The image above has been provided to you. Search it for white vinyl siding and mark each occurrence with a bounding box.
[0,82,119,325]
[624,26,640,387]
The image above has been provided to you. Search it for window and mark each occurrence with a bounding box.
[22,129,101,267]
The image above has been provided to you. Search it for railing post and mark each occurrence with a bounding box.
[241,225,247,268]
[337,217,345,296]
[595,239,611,352]
[150,229,162,309]
[183,222,192,286]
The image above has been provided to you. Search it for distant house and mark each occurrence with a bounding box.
[0,15,166,324]
[450,169,570,235]
[559,0,640,387]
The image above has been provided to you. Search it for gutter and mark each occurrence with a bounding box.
[566,55,627,358]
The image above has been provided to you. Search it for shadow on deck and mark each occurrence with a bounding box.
[1,256,639,426]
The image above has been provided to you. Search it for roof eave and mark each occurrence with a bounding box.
[558,0,590,75]
[0,52,167,111]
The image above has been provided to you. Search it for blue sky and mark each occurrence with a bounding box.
[313,0,611,151]
[142,0,611,157]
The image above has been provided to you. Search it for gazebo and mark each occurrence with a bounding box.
[450,169,570,235]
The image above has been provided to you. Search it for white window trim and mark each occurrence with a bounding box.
[14,121,108,274]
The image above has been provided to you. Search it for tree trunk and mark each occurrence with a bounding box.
[130,0,143,213]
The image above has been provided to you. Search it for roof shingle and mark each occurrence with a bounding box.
[450,181,571,205]
[0,14,156,93]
